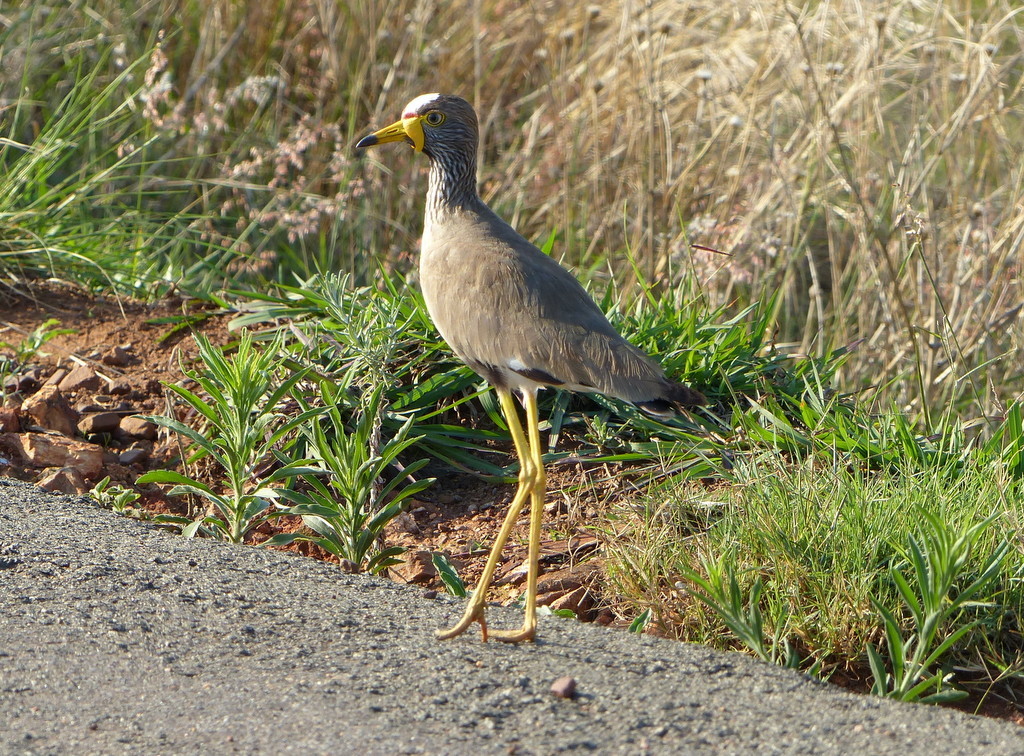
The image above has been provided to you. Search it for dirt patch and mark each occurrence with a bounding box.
[0,282,231,491]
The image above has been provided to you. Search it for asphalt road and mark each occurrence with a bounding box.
[2,479,1023,755]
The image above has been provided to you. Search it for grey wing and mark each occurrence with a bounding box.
[436,230,670,402]
[516,251,671,400]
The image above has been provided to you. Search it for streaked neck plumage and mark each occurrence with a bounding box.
[424,142,482,225]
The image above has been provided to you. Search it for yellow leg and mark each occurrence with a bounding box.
[487,387,545,643]
[436,387,545,643]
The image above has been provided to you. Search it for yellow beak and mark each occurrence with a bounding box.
[355,115,426,152]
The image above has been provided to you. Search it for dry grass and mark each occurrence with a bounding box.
[5,0,1024,417]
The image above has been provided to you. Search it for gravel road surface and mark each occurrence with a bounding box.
[2,479,1023,755]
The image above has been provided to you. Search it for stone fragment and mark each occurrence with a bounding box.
[21,385,78,436]
[496,560,530,587]
[119,415,158,440]
[543,585,596,619]
[395,550,437,584]
[58,364,101,392]
[550,676,577,699]
[43,368,69,387]
[0,407,19,433]
[4,368,41,394]
[78,411,122,435]
[119,447,148,465]
[101,345,132,367]
[108,380,131,395]
[2,432,103,478]
[389,510,421,536]
[37,466,89,494]
[534,564,602,621]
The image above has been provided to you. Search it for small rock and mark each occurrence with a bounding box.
[78,411,122,435]
[550,676,577,699]
[339,559,359,574]
[58,364,101,393]
[4,369,41,394]
[421,589,438,600]
[101,345,132,367]
[536,574,585,595]
[545,585,596,619]
[119,447,148,465]
[108,380,131,395]
[535,565,601,621]
[1,432,103,478]
[43,368,69,387]
[37,466,89,495]
[389,510,421,535]
[496,560,530,587]
[395,550,437,584]
[0,407,19,433]
[21,385,79,436]
[119,415,158,440]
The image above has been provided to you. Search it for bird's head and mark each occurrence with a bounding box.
[355,93,478,159]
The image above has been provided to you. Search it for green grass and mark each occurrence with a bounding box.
[603,447,1024,705]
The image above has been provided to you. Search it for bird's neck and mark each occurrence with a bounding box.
[425,152,482,221]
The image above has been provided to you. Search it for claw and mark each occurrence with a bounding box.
[486,625,535,644]
[436,603,487,641]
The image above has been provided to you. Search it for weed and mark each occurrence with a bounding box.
[433,553,468,598]
[266,384,434,574]
[137,330,318,542]
[679,559,807,670]
[867,509,1009,703]
[90,476,145,518]
[628,608,653,633]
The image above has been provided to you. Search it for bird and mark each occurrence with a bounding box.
[356,93,705,643]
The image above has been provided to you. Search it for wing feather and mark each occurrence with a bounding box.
[420,206,691,404]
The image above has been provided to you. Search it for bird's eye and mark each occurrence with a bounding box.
[424,111,445,126]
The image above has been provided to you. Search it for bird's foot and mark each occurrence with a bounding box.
[436,603,489,642]
[485,625,536,644]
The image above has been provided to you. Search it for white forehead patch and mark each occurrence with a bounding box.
[403,92,441,118]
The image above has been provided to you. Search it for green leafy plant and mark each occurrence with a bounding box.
[232,272,508,477]
[679,558,804,669]
[136,329,318,542]
[628,607,653,633]
[90,476,144,517]
[266,384,434,574]
[432,552,468,598]
[867,509,1009,704]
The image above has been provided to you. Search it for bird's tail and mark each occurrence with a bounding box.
[632,380,707,418]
